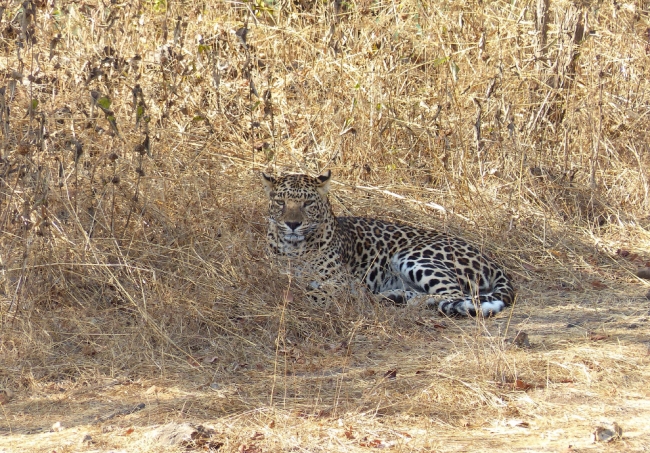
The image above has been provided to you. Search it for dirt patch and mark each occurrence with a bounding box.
[1,290,649,452]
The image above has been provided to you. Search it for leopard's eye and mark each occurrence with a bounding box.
[274,199,285,206]
[303,200,314,207]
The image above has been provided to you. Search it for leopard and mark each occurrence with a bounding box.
[261,171,515,317]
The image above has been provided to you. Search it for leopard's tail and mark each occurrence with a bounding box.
[437,273,515,318]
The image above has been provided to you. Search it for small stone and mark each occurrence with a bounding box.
[511,331,531,348]
[147,423,198,446]
[592,423,622,443]
[636,267,650,280]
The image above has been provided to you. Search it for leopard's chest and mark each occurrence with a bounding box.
[270,227,346,279]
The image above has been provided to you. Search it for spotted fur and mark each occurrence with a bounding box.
[262,171,515,317]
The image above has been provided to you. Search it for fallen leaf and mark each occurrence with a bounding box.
[203,356,218,364]
[0,389,13,405]
[615,250,640,261]
[581,359,603,371]
[383,369,397,380]
[359,437,383,448]
[124,427,134,435]
[514,379,533,390]
[239,444,261,453]
[590,280,608,290]
[589,332,608,341]
[268,420,275,429]
[250,432,264,441]
[344,426,355,439]
[187,357,201,367]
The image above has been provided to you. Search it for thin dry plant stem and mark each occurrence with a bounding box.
[270,278,292,407]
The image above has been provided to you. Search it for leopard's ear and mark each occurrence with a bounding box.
[315,170,332,197]
[261,172,276,197]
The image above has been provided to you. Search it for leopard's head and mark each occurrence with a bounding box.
[261,171,335,255]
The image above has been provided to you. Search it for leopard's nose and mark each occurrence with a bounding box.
[285,221,301,231]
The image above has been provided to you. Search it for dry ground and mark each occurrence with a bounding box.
[1,286,649,452]
[1,0,650,451]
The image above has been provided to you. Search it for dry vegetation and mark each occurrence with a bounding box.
[1,0,649,451]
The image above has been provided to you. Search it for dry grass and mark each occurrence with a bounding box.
[1,0,649,451]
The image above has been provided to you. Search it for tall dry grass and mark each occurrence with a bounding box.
[0,0,649,450]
